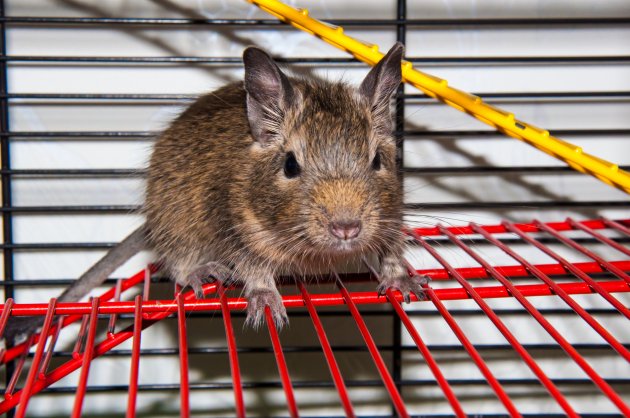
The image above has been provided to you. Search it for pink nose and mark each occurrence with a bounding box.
[330,220,362,240]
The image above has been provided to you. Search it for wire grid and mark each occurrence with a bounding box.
[1,0,630,416]
[0,218,628,417]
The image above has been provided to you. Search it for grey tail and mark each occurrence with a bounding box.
[3,225,147,346]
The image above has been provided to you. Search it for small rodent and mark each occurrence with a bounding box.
[5,43,428,342]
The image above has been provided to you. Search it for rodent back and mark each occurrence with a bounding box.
[144,82,254,272]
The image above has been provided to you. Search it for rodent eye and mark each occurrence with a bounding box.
[371,151,382,171]
[283,152,301,178]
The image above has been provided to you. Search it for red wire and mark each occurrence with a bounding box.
[532,220,630,318]
[603,218,630,236]
[176,289,191,418]
[432,227,578,417]
[568,217,630,257]
[0,298,13,341]
[503,220,630,362]
[38,316,64,379]
[0,282,219,414]
[385,289,466,418]
[14,298,57,418]
[2,217,630,415]
[3,266,157,364]
[543,219,630,282]
[475,224,630,415]
[400,258,522,417]
[298,282,355,417]
[2,275,628,318]
[265,306,299,418]
[4,335,32,398]
[126,295,143,418]
[219,286,246,418]
[72,309,90,358]
[107,279,123,336]
[336,277,410,418]
[411,218,630,236]
[71,297,100,418]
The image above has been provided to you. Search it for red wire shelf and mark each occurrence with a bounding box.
[1,217,629,417]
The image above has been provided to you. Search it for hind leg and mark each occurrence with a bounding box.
[177,261,233,298]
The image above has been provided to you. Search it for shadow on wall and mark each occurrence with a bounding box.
[58,0,599,221]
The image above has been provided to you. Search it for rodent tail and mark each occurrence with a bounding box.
[3,225,147,346]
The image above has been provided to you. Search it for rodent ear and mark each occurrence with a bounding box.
[359,42,404,134]
[243,46,294,146]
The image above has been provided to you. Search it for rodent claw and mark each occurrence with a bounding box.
[191,281,205,299]
[376,272,430,303]
[245,289,288,331]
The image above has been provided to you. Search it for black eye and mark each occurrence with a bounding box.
[372,151,382,171]
[283,152,301,178]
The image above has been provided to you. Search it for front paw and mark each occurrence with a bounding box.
[245,289,288,330]
[376,273,430,303]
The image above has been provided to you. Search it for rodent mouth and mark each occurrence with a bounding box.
[327,237,362,254]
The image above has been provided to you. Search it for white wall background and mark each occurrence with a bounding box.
[1,0,629,416]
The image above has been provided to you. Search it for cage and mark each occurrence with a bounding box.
[0,0,629,417]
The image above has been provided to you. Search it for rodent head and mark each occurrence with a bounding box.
[238,44,404,266]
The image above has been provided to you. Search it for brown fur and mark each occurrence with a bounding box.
[4,44,426,343]
[143,44,427,328]
[146,78,402,278]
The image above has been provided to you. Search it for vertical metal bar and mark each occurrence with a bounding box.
[385,289,466,417]
[298,282,355,417]
[0,3,15,415]
[72,306,91,357]
[0,297,12,339]
[176,288,190,418]
[0,0,11,299]
[107,279,123,336]
[71,297,100,418]
[126,295,143,418]
[143,266,151,300]
[38,316,64,378]
[394,0,406,173]
[219,286,246,417]
[0,297,11,362]
[362,259,465,416]
[393,1,406,408]
[15,299,57,418]
[265,307,299,418]
[4,334,31,398]
[335,274,410,418]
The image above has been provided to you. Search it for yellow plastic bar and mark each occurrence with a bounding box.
[248,0,630,194]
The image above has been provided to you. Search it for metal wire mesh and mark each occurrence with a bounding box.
[0,1,629,416]
[0,219,629,416]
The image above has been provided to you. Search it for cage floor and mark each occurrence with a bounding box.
[0,217,629,417]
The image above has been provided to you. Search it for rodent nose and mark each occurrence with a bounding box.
[330,220,362,240]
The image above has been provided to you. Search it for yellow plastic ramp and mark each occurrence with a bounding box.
[248,0,630,195]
